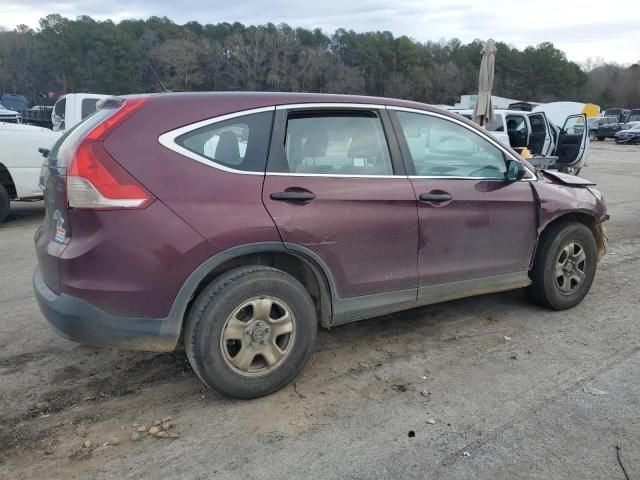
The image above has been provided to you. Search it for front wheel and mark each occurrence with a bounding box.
[527,222,597,310]
[185,266,317,399]
[597,136,605,141]
[588,131,596,141]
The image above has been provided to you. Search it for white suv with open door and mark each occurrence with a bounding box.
[453,109,588,175]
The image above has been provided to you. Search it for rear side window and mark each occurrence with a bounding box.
[175,111,273,172]
[272,111,392,175]
[81,98,99,119]
[529,115,546,133]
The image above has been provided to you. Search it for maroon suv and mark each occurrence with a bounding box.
[34,92,608,398]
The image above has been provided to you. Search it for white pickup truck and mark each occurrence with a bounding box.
[0,93,109,222]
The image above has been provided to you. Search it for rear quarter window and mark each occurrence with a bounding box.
[175,111,274,172]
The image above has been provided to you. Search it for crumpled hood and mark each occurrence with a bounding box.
[540,170,595,186]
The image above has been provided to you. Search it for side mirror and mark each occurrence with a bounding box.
[506,159,526,181]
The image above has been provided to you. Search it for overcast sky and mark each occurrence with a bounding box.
[2,0,638,65]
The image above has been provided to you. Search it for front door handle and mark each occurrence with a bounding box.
[270,191,315,202]
[419,192,452,202]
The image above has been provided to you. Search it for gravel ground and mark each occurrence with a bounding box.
[0,141,638,479]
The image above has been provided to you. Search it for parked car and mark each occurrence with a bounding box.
[453,108,588,175]
[595,116,624,140]
[34,92,608,399]
[0,101,21,123]
[614,123,640,144]
[0,93,108,222]
[603,108,630,124]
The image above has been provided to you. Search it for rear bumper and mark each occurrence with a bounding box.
[33,267,180,352]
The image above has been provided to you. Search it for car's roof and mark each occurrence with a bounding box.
[131,91,441,111]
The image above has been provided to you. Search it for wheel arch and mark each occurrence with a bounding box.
[532,211,607,269]
[0,162,17,199]
[171,243,335,342]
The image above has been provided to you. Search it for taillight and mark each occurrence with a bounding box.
[66,98,154,210]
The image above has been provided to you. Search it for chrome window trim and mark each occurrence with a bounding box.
[266,172,400,179]
[387,106,537,181]
[157,102,536,182]
[157,106,276,176]
[275,102,387,110]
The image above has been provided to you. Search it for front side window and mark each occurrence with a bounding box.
[273,111,393,175]
[562,116,584,135]
[395,111,507,179]
[53,98,66,119]
[175,111,273,172]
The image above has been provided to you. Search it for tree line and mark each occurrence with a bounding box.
[0,14,638,109]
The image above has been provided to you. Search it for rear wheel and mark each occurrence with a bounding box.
[597,136,605,141]
[527,222,597,310]
[185,266,317,399]
[0,184,10,223]
[588,130,596,141]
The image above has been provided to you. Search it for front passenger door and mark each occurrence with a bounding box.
[390,108,537,290]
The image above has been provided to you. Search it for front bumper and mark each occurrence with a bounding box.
[33,267,180,352]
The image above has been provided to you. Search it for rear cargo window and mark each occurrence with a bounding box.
[175,111,273,172]
[50,108,115,168]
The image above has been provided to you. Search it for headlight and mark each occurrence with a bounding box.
[587,187,603,201]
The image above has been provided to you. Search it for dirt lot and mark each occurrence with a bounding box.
[1,141,639,479]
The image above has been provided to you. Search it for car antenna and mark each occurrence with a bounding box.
[147,61,172,93]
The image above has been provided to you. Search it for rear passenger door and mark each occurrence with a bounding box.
[262,105,419,307]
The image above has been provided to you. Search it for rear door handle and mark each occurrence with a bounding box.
[419,193,452,202]
[270,191,315,202]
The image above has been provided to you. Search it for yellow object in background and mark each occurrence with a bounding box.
[519,147,532,159]
[582,103,600,118]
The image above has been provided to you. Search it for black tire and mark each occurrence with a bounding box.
[0,184,10,223]
[527,222,597,310]
[185,266,317,399]
[597,136,605,141]
[588,131,596,141]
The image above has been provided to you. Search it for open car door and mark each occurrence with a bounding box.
[527,111,553,156]
[554,114,587,174]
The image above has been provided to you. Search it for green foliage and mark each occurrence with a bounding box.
[0,14,633,107]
